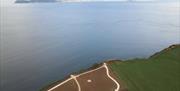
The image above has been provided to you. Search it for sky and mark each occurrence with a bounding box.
[0,0,180,6]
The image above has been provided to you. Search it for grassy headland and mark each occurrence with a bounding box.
[109,44,180,91]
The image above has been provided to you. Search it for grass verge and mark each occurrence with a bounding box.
[109,44,180,91]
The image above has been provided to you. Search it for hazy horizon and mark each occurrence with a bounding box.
[1,0,180,6]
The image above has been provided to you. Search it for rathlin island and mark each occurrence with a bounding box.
[41,44,180,91]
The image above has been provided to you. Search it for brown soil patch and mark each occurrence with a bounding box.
[48,65,122,91]
[77,67,117,91]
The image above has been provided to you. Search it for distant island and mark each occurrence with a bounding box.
[15,0,180,3]
[15,0,57,3]
[15,0,153,3]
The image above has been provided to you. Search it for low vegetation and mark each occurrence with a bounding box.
[110,44,180,91]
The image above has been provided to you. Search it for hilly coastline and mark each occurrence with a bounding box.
[43,44,180,91]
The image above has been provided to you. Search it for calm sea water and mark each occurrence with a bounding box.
[1,2,180,91]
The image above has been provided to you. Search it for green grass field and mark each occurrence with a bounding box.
[110,45,180,91]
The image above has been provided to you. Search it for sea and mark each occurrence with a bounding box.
[0,2,180,91]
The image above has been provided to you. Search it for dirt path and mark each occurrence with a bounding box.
[104,63,120,91]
